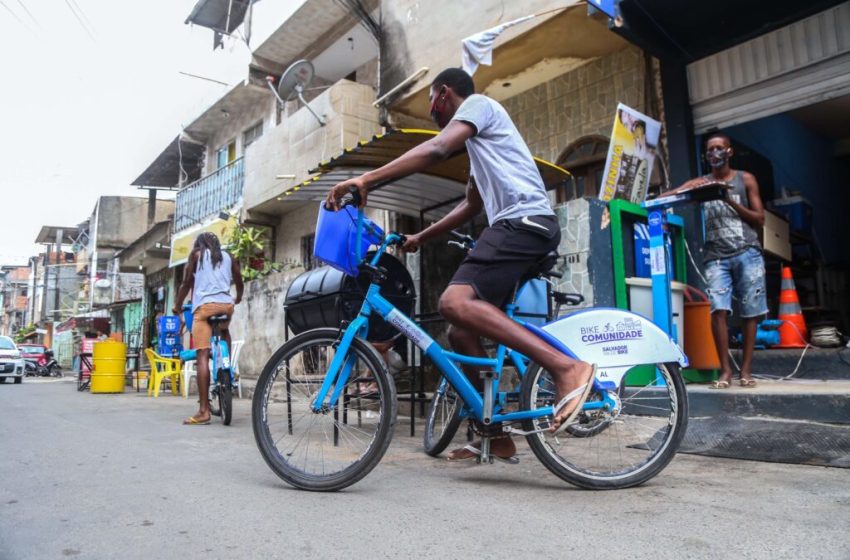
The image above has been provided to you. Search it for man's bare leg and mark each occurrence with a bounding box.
[444,325,516,460]
[711,310,733,385]
[439,285,593,432]
[185,347,211,423]
[740,317,758,384]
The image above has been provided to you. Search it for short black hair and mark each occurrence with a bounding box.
[705,131,731,147]
[431,68,475,98]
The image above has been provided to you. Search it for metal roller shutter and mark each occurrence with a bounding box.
[686,2,850,133]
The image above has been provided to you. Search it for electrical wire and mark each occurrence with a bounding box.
[334,0,381,43]
[68,0,93,30]
[14,0,38,27]
[0,0,26,25]
[63,0,95,42]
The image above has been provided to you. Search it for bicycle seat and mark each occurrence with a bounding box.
[552,291,584,306]
[523,251,559,281]
[207,314,230,325]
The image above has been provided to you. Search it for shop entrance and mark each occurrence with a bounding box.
[700,93,850,335]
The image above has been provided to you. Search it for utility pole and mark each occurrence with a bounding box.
[147,188,156,228]
[53,228,63,321]
[40,244,51,324]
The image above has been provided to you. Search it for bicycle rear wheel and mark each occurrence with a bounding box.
[218,371,233,426]
[252,328,397,491]
[520,362,688,489]
[423,376,463,457]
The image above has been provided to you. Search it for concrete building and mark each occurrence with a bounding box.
[126,0,676,386]
[0,266,32,337]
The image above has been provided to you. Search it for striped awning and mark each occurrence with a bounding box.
[275,129,570,221]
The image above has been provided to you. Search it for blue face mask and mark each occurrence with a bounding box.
[707,147,729,168]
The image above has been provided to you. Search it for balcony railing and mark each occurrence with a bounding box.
[175,157,244,231]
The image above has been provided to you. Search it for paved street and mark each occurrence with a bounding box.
[2,380,849,560]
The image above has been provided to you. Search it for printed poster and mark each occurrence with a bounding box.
[598,103,662,204]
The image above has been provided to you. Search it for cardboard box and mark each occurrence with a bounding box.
[762,209,791,261]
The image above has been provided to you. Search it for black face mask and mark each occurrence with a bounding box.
[706,147,730,168]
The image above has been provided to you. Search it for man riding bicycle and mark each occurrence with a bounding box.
[326,68,594,462]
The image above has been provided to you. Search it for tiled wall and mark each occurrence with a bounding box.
[501,46,646,163]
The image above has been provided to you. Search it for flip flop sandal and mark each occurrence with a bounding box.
[446,444,519,465]
[709,380,731,389]
[551,364,597,436]
[183,416,211,425]
[739,378,757,387]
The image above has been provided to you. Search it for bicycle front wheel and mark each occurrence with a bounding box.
[252,328,397,491]
[423,376,463,457]
[520,362,688,489]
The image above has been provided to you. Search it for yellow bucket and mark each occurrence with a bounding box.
[91,340,127,394]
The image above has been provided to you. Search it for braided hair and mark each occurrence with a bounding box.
[193,231,223,269]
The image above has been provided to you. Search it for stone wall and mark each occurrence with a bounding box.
[227,266,306,378]
[501,45,646,164]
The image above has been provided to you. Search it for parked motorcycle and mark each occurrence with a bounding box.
[24,351,62,377]
[40,350,62,377]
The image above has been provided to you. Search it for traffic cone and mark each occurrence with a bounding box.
[775,266,808,348]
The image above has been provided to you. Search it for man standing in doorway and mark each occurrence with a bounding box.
[677,133,767,388]
[326,68,595,461]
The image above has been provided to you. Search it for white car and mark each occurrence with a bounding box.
[0,336,25,384]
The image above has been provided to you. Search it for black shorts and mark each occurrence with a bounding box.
[450,214,560,308]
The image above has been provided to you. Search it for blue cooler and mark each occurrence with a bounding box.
[313,203,384,276]
[772,195,812,234]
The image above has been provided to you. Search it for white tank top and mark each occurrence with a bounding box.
[191,249,234,310]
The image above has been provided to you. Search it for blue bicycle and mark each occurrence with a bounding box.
[181,305,236,426]
[252,197,689,491]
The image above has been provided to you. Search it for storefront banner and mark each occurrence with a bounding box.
[598,103,661,204]
[169,216,238,267]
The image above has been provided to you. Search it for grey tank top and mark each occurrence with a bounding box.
[191,250,234,310]
[702,171,761,261]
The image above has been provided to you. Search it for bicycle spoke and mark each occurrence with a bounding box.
[254,331,394,489]
[523,362,686,487]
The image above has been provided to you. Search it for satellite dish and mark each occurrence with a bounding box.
[94,278,111,289]
[278,59,315,101]
[265,59,326,126]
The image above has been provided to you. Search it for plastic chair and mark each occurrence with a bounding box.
[144,348,182,397]
[230,340,245,398]
[180,355,212,398]
[181,359,197,399]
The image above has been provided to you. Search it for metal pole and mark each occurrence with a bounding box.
[40,243,51,323]
[53,229,63,321]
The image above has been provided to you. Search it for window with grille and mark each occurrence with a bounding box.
[555,135,610,204]
[242,121,263,148]
[301,234,315,270]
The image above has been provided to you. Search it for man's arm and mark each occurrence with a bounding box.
[231,255,244,305]
[402,179,483,252]
[326,120,475,209]
[172,251,197,315]
[726,172,765,228]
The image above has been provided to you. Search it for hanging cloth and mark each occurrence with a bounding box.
[461,14,537,75]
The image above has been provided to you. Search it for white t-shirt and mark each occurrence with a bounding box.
[452,94,553,224]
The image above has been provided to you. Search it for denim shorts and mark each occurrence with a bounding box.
[704,247,768,318]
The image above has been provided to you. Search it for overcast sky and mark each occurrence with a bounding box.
[0,0,298,265]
